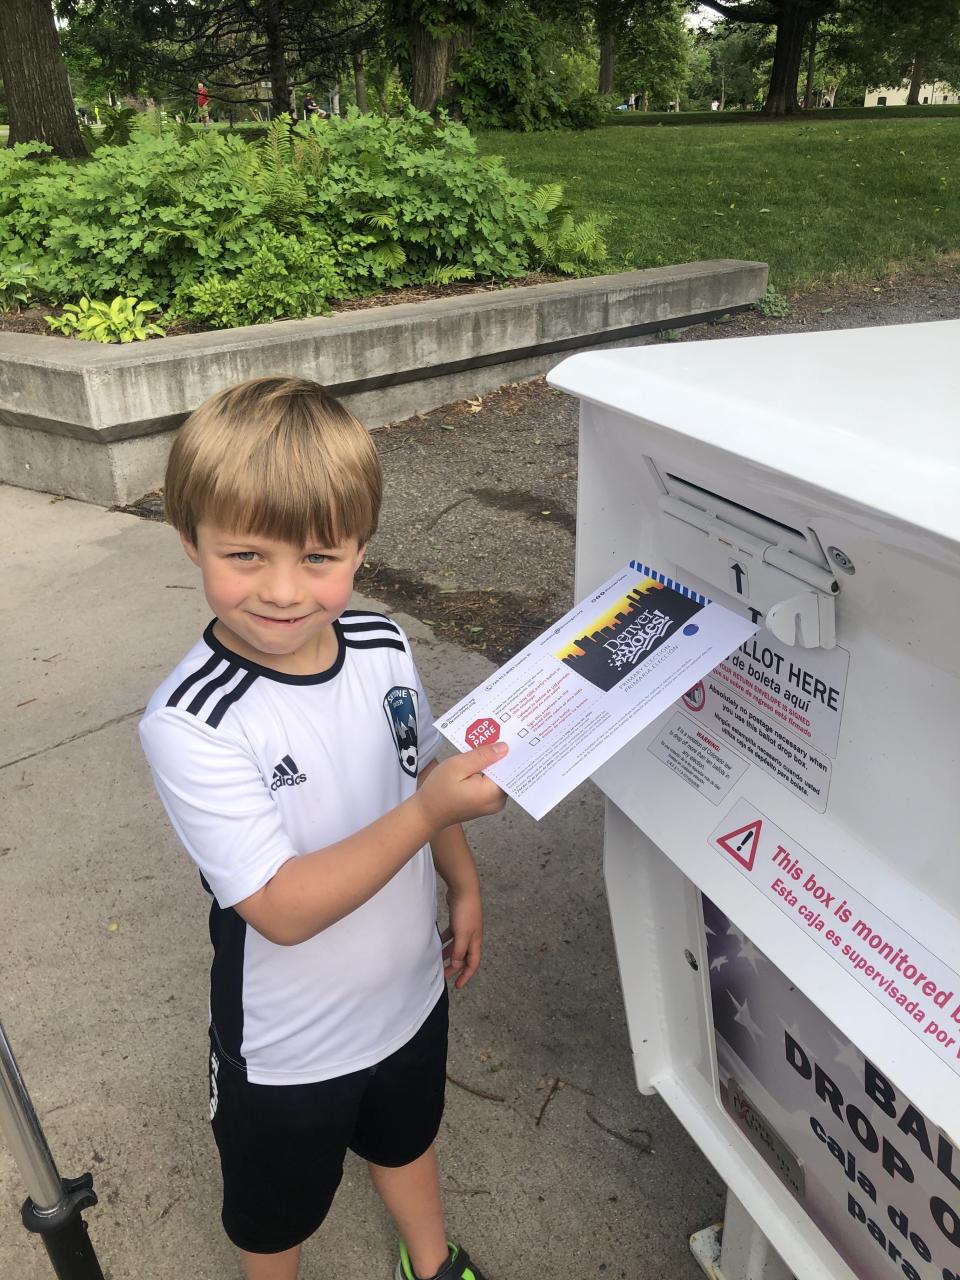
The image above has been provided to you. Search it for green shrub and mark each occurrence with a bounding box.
[559,92,607,131]
[174,227,346,328]
[756,284,790,318]
[0,260,37,311]
[0,110,604,329]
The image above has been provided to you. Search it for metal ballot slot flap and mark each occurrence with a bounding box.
[653,468,839,649]
[548,322,960,1280]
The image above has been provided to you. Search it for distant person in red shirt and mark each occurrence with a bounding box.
[197,82,210,125]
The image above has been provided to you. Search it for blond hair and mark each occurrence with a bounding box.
[165,376,382,548]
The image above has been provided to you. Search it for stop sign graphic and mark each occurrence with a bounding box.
[465,717,500,749]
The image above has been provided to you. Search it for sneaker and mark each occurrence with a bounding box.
[395,1240,486,1280]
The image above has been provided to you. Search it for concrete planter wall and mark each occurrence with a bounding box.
[0,259,766,507]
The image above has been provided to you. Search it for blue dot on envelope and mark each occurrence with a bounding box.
[683,624,699,636]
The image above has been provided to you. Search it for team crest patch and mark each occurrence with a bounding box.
[383,686,419,777]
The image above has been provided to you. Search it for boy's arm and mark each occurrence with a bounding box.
[420,759,484,989]
[234,740,506,946]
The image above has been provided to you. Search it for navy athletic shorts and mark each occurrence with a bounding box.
[208,988,449,1254]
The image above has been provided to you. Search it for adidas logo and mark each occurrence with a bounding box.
[271,754,307,791]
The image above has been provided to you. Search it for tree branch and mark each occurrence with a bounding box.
[698,0,778,22]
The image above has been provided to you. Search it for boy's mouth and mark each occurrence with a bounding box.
[252,613,309,626]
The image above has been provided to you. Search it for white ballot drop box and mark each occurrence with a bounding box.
[547,322,960,1280]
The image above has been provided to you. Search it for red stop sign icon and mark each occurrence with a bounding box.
[465,717,500,749]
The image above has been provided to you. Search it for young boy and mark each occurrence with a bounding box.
[139,376,508,1280]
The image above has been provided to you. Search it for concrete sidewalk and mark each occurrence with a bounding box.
[0,482,722,1280]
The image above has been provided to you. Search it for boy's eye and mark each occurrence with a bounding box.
[305,553,329,565]
[231,551,257,562]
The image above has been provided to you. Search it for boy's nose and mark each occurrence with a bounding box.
[259,569,303,607]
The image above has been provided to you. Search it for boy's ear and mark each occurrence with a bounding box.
[180,532,201,566]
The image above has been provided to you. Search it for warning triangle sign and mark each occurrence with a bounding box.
[716,820,762,871]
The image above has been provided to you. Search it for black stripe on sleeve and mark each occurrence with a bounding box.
[186,664,239,717]
[343,637,406,652]
[167,654,223,709]
[339,618,401,636]
[207,670,259,728]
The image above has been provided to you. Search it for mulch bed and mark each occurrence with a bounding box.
[0,274,563,340]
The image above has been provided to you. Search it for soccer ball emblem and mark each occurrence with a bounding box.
[400,744,418,776]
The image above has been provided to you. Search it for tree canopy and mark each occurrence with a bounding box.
[4,0,958,155]
[697,0,960,113]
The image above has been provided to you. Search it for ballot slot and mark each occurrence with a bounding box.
[649,463,840,650]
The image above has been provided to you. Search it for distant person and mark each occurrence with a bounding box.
[627,92,636,111]
[197,81,210,125]
[76,105,91,125]
[823,97,832,108]
[303,92,319,119]
[140,376,507,1280]
[711,99,719,111]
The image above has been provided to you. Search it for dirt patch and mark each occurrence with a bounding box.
[357,560,551,667]
[0,308,51,336]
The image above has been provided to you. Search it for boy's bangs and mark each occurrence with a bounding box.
[165,377,382,547]
[202,444,378,548]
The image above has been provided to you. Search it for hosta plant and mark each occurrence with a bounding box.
[45,296,166,342]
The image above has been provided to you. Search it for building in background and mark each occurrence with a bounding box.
[865,81,960,106]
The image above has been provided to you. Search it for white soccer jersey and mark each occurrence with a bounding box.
[139,611,443,1085]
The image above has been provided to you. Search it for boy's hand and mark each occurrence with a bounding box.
[441,888,483,989]
[416,742,508,832]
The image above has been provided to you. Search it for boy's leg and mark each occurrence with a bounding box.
[353,993,454,1276]
[237,1244,302,1280]
[368,1144,448,1279]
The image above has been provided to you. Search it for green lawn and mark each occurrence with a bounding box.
[478,117,960,290]
[604,104,960,126]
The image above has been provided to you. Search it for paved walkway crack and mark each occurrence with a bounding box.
[2,707,145,772]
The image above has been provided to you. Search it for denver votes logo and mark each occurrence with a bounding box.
[554,578,703,692]
[383,686,419,777]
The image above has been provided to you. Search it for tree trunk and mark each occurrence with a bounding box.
[408,17,450,111]
[352,51,368,113]
[719,70,726,112]
[907,56,924,105]
[598,31,616,94]
[441,24,475,117]
[642,90,649,112]
[262,0,291,120]
[0,0,85,157]
[803,16,817,109]
[762,1,807,116]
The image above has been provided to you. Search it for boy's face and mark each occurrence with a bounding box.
[182,521,366,675]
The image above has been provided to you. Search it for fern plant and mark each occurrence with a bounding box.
[526,184,606,274]
[81,105,138,153]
